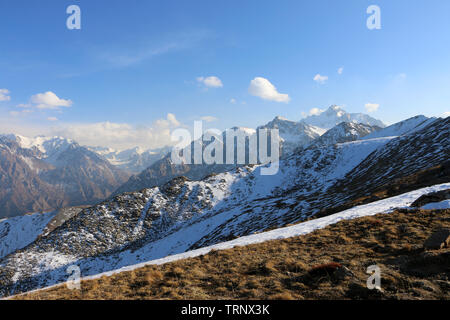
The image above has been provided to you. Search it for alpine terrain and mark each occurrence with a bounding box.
[0,111,448,298]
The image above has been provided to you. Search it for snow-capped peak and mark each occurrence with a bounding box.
[301,105,386,129]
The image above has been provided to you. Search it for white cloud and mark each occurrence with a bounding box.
[365,103,380,113]
[51,113,182,150]
[29,91,73,110]
[230,98,236,104]
[248,77,290,103]
[442,111,450,118]
[313,74,328,84]
[9,109,33,117]
[200,116,218,123]
[308,107,324,116]
[166,113,180,126]
[197,76,223,88]
[0,89,11,101]
[338,67,344,75]
[47,117,59,121]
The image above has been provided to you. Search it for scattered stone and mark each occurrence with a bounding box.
[411,189,450,207]
[423,228,450,250]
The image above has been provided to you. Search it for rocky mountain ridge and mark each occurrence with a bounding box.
[0,116,447,297]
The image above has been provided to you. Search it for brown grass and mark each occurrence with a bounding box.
[15,208,450,300]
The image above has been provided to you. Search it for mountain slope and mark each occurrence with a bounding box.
[115,112,381,195]
[312,122,381,146]
[0,116,447,297]
[362,115,435,140]
[0,137,62,219]
[18,205,450,300]
[0,135,130,218]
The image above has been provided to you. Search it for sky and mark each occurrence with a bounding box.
[1,0,450,150]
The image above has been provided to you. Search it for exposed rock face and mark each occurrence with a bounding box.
[411,189,450,208]
[0,136,129,218]
[312,122,381,146]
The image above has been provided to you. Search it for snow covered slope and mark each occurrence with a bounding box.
[8,182,450,297]
[70,182,450,279]
[0,211,57,259]
[115,110,383,195]
[0,117,447,297]
[0,116,447,297]
[362,115,435,140]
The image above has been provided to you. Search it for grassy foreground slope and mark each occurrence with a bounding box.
[17,208,450,300]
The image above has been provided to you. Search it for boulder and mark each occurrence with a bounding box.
[423,228,450,250]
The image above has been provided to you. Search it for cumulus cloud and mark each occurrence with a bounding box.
[248,77,290,103]
[29,91,73,109]
[51,113,182,150]
[197,76,223,88]
[313,74,328,84]
[309,107,324,116]
[0,89,11,101]
[338,67,344,75]
[365,103,380,113]
[200,116,218,122]
[230,98,236,104]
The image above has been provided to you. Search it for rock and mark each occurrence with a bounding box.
[333,266,354,281]
[424,228,450,250]
[411,189,450,207]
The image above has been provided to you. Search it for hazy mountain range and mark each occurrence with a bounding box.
[0,106,438,220]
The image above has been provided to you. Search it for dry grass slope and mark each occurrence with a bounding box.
[16,208,450,300]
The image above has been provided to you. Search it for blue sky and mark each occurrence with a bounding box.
[1,0,449,149]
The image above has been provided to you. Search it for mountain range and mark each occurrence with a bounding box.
[0,135,129,218]
[0,107,448,297]
[0,105,385,218]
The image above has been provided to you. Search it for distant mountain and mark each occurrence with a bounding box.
[89,146,171,174]
[258,116,324,154]
[1,116,447,297]
[0,137,61,219]
[301,105,385,129]
[115,109,384,195]
[313,122,381,146]
[0,135,130,218]
[113,119,324,196]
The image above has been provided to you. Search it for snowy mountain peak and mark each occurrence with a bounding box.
[301,105,386,129]
[0,134,77,156]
